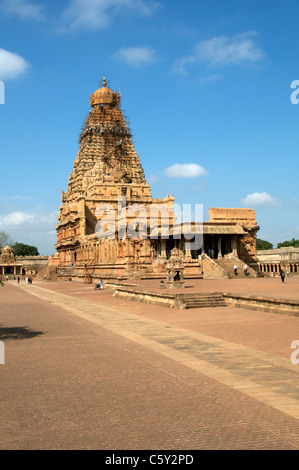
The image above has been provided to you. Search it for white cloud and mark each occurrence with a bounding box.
[60,0,159,31]
[0,212,35,226]
[241,192,281,207]
[0,48,30,80]
[0,210,57,228]
[114,46,156,67]
[173,32,263,75]
[165,163,207,178]
[0,209,58,254]
[0,0,45,20]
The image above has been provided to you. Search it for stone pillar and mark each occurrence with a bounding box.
[217,235,222,259]
[161,239,167,259]
[231,236,238,256]
[185,249,192,261]
[201,236,205,254]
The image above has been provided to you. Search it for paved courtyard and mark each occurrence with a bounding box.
[0,277,298,450]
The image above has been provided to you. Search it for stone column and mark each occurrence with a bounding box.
[161,239,167,259]
[217,235,222,259]
[201,236,205,254]
[231,236,238,256]
[185,249,192,261]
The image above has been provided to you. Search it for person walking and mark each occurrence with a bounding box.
[243,264,248,276]
[233,265,238,275]
[280,270,285,283]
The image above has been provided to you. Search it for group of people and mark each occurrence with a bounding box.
[233,264,288,283]
[95,279,104,290]
[0,276,32,286]
[233,264,249,276]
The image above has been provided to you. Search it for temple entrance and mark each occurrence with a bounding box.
[221,235,232,257]
[202,234,233,259]
[204,235,218,259]
[166,237,176,259]
[191,248,202,259]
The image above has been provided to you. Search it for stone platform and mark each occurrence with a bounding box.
[105,277,299,315]
[0,277,298,450]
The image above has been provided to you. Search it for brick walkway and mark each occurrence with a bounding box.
[0,279,298,450]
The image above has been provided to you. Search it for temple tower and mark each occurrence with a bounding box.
[50,79,259,281]
[52,79,174,277]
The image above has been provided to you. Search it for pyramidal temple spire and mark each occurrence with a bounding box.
[50,79,258,282]
[62,79,148,202]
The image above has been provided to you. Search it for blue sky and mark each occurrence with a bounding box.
[1,0,299,255]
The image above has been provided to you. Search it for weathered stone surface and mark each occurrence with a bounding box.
[49,80,259,280]
[49,79,176,277]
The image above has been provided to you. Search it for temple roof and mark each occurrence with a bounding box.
[150,223,248,238]
[90,78,118,107]
[2,245,13,252]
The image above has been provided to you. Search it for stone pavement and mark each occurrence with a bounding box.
[0,278,298,450]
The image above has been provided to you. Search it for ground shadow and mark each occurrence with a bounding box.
[0,326,44,341]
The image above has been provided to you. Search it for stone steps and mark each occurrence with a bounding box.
[214,259,255,278]
[181,293,227,309]
[185,301,226,308]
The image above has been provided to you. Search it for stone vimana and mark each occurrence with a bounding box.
[49,78,260,282]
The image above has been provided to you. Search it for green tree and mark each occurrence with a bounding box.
[0,231,13,250]
[256,238,273,251]
[277,238,299,249]
[12,243,39,256]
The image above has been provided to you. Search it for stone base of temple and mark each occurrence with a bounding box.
[52,260,204,283]
[46,246,262,283]
[47,255,260,283]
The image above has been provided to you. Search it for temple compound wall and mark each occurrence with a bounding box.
[49,79,259,281]
[257,247,299,275]
[0,246,48,277]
